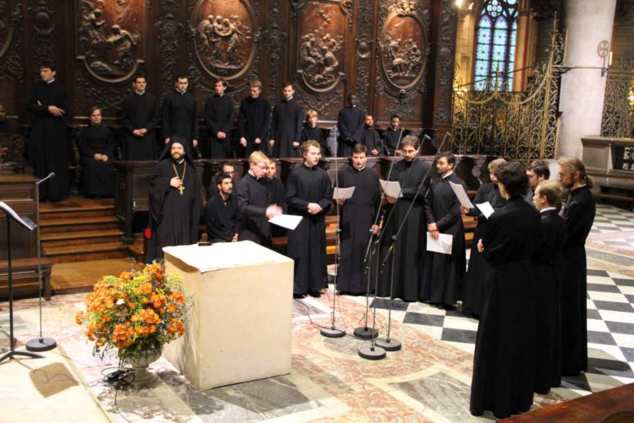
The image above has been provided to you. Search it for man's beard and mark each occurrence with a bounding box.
[171,153,183,161]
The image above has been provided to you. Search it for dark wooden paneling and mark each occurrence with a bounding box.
[0,0,458,136]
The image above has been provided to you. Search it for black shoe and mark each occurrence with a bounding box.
[293,293,306,299]
[308,291,321,298]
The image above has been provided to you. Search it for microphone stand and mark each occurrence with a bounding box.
[354,130,403,341]
[374,132,451,352]
[320,152,345,338]
[26,172,57,352]
[358,235,386,359]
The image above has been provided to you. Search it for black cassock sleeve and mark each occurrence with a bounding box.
[190,174,202,242]
[203,96,217,137]
[270,105,279,140]
[191,99,199,140]
[238,100,248,139]
[161,97,172,139]
[78,129,94,160]
[286,169,309,211]
[149,164,172,225]
[295,106,305,142]
[260,100,272,141]
[236,178,267,217]
[318,172,333,212]
[121,97,135,132]
[563,199,593,247]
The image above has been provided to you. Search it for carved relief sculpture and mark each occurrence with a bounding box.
[77,0,144,82]
[379,0,426,93]
[192,0,255,80]
[296,1,346,94]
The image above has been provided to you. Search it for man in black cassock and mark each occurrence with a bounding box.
[337,144,380,295]
[421,153,466,308]
[382,114,407,156]
[287,140,333,298]
[377,136,430,301]
[235,151,282,246]
[357,114,385,156]
[78,107,116,198]
[238,80,271,157]
[269,82,304,158]
[558,157,596,376]
[301,110,328,156]
[470,161,540,419]
[162,76,199,158]
[462,158,507,318]
[121,75,159,160]
[336,94,364,157]
[147,139,202,261]
[203,79,234,159]
[206,172,239,243]
[532,180,566,394]
[28,63,70,202]
[524,159,550,203]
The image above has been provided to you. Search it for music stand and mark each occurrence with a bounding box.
[0,201,43,364]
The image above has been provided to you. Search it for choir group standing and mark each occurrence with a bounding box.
[28,64,597,420]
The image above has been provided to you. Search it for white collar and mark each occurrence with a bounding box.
[441,171,454,179]
[540,206,557,213]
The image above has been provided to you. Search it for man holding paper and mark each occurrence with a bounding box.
[462,158,507,318]
[421,153,466,308]
[378,135,430,301]
[286,140,333,298]
[236,151,283,247]
[337,144,381,295]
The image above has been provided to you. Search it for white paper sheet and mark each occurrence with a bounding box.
[449,181,474,209]
[380,179,402,198]
[333,186,355,200]
[0,201,37,231]
[426,232,453,255]
[475,201,495,219]
[269,214,303,230]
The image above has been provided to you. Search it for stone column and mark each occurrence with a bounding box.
[558,0,617,158]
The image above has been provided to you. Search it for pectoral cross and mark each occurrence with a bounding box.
[178,184,185,195]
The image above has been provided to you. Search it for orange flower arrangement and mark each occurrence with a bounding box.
[75,263,188,360]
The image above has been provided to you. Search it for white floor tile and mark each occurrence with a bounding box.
[588,291,630,303]
[442,316,479,331]
[599,310,634,324]
[587,319,611,333]
[612,333,634,349]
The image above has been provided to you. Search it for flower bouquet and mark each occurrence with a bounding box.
[76,262,187,387]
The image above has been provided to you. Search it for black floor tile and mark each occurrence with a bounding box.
[620,347,634,362]
[440,328,477,344]
[587,269,610,277]
[614,278,634,287]
[587,357,634,378]
[587,330,616,345]
[587,309,602,320]
[605,321,634,335]
[593,301,633,313]
[370,298,409,311]
[587,283,621,293]
[403,312,444,327]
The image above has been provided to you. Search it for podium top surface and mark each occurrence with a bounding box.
[163,241,293,273]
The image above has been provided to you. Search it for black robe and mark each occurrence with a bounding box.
[534,208,566,394]
[27,79,70,201]
[121,91,159,160]
[205,192,239,242]
[301,125,328,157]
[357,125,384,155]
[286,164,333,295]
[268,176,287,237]
[78,124,116,197]
[238,96,271,156]
[270,98,304,158]
[382,127,407,155]
[337,165,381,294]
[336,106,364,157]
[420,173,466,306]
[203,94,234,159]
[235,172,273,246]
[161,91,199,157]
[560,185,596,376]
[378,158,430,301]
[470,197,540,419]
[147,158,202,260]
[462,182,506,317]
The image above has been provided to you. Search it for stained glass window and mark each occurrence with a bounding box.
[473,0,518,91]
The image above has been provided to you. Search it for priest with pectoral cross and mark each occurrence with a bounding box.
[147,138,202,261]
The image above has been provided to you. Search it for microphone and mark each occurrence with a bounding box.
[36,172,56,185]
[422,134,432,141]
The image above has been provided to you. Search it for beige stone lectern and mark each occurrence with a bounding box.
[162,241,294,390]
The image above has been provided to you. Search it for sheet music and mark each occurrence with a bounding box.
[333,186,355,201]
[426,232,453,255]
[269,214,303,231]
[0,201,37,231]
[449,181,474,209]
[475,201,495,219]
[380,179,402,198]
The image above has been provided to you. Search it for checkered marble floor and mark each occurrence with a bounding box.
[353,203,634,397]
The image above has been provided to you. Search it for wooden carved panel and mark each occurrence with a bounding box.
[374,0,431,125]
[191,0,255,81]
[76,0,145,83]
[0,0,25,114]
[431,0,457,131]
[292,0,349,120]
